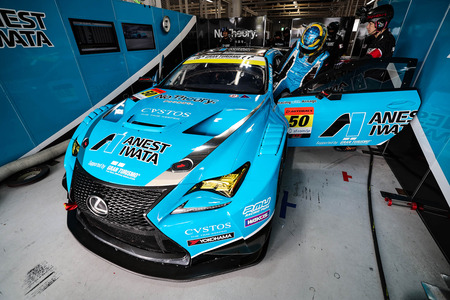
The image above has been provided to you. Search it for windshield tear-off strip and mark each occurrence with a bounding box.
[183,59,266,66]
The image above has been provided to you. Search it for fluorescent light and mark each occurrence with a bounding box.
[352,19,360,31]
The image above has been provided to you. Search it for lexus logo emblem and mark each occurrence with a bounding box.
[86,195,108,217]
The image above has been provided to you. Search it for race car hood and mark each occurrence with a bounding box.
[76,88,262,186]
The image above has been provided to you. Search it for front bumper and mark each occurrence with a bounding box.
[66,160,272,280]
[67,209,271,280]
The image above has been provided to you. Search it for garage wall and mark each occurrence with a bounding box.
[0,0,196,168]
[382,0,450,204]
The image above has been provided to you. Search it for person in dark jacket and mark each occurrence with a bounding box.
[360,4,396,59]
[273,31,284,47]
[335,4,396,152]
[320,21,345,73]
[218,29,234,48]
[283,28,291,47]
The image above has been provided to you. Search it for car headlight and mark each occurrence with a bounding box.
[171,201,231,214]
[72,139,80,156]
[188,162,250,198]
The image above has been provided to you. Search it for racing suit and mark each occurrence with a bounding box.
[273,41,329,98]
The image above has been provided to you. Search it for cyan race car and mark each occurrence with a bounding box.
[63,47,421,280]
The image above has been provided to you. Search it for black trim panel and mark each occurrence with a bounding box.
[67,210,271,280]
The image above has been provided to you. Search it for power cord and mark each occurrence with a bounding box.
[367,146,390,300]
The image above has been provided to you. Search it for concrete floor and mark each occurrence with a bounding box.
[0,147,449,299]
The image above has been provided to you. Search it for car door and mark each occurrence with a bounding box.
[276,57,421,147]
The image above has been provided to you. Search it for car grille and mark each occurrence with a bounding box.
[70,161,185,254]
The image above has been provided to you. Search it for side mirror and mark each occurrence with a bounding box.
[138,77,156,84]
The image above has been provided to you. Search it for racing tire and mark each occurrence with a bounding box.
[6,165,50,187]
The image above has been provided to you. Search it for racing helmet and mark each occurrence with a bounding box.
[299,23,328,56]
[327,22,339,33]
[366,4,394,31]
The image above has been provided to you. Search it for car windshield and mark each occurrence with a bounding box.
[160,59,267,94]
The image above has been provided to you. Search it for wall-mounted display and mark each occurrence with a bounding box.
[69,18,120,54]
[197,16,266,50]
[122,23,156,51]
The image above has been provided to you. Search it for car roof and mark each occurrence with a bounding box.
[196,47,270,57]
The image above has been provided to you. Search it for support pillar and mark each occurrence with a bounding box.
[231,0,241,17]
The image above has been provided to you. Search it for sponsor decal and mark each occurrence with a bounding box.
[88,160,106,170]
[192,54,253,60]
[185,222,231,238]
[290,133,311,139]
[243,197,271,217]
[285,107,314,135]
[315,141,338,145]
[154,94,218,105]
[136,88,165,100]
[187,232,235,246]
[185,54,265,66]
[245,210,270,227]
[141,108,191,120]
[214,29,258,39]
[279,99,317,105]
[106,161,140,180]
[163,100,194,106]
[90,133,171,166]
[318,110,417,145]
[368,110,417,136]
[241,95,250,98]
[0,9,53,48]
[229,94,239,98]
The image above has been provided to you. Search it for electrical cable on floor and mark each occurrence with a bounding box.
[367,146,390,300]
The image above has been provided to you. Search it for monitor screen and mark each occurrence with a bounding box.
[69,18,120,54]
[122,23,156,51]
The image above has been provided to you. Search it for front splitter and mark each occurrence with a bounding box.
[67,209,270,281]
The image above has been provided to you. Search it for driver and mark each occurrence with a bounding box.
[274,23,329,98]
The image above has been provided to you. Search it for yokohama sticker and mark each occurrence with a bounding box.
[187,232,235,246]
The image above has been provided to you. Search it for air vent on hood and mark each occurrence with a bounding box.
[131,121,165,128]
[184,109,251,137]
[123,115,167,132]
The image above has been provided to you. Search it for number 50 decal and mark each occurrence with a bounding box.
[284,107,314,134]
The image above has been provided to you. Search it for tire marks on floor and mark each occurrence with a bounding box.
[23,261,59,297]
